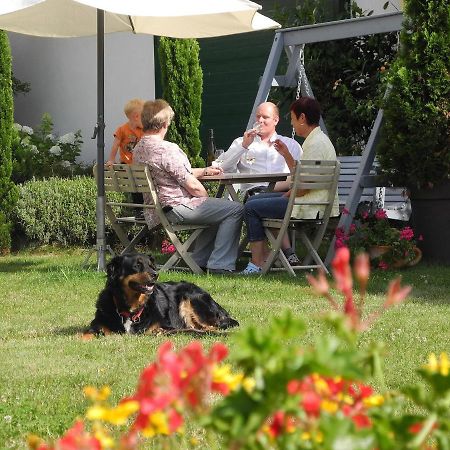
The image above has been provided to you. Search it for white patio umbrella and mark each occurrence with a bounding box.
[0,0,280,270]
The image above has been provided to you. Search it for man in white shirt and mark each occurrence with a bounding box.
[214,102,302,197]
[214,102,302,266]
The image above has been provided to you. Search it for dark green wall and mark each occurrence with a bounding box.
[155,0,346,161]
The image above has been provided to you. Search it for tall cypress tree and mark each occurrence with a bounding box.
[158,37,204,167]
[0,31,18,254]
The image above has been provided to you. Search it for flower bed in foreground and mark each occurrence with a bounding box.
[29,249,449,449]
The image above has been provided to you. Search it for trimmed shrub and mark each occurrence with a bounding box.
[378,0,450,189]
[158,37,204,166]
[14,177,124,247]
[0,31,18,253]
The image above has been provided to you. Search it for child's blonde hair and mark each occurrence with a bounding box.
[124,98,144,117]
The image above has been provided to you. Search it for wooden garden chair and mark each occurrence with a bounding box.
[96,164,207,274]
[261,159,340,276]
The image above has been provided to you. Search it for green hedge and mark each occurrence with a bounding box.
[14,176,124,247]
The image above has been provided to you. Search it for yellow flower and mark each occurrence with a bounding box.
[142,411,170,437]
[27,434,43,450]
[320,399,338,413]
[83,385,111,402]
[242,377,256,394]
[86,401,139,425]
[92,423,115,448]
[363,394,384,408]
[213,364,244,391]
[312,374,330,395]
[301,431,311,441]
[424,352,449,376]
[439,353,449,376]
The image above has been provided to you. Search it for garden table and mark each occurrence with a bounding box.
[199,172,288,201]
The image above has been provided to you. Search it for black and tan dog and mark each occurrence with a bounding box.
[83,253,239,338]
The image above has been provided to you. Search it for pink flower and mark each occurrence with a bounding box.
[306,271,330,296]
[418,234,424,241]
[332,247,353,296]
[384,277,412,308]
[399,227,414,241]
[361,211,369,220]
[161,240,176,254]
[374,209,388,220]
[349,223,357,234]
[342,207,350,215]
[378,261,389,270]
[354,253,370,289]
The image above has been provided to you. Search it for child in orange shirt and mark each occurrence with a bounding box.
[106,98,144,166]
[106,98,145,218]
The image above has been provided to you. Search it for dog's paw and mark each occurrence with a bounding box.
[80,332,96,341]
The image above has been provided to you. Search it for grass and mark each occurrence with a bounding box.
[0,247,449,448]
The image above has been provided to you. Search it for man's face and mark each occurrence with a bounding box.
[255,104,279,137]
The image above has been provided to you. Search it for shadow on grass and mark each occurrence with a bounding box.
[0,260,40,273]
[53,325,87,336]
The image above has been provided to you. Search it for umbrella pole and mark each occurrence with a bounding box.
[95,8,106,271]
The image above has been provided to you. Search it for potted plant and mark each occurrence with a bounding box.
[336,205,422,270]
[377,0,450,264]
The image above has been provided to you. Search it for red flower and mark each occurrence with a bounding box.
[374,209,388,220]
[38,420,101,450]
[352,413,372,429]
[399,226,414,241]
[332,247,353,296]
[302,391,321,417]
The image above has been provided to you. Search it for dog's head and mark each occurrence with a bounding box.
[106,253,158,311]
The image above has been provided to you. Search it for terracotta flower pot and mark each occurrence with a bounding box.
[369,245,391,260]
[392,246,423,268]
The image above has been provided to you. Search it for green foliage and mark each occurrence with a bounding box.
[378,0,450,189]
[273,1,399,155]
[0,251,449,448]
[339,205,420,269]
[14,177,123,246]
[158,37,204,166]
[11,113,90,184]
[12,75,30,96]
[0,31,19,253]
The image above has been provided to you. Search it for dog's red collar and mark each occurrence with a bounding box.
[118,306,145,323]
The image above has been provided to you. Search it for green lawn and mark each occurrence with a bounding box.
[0,248,449,448]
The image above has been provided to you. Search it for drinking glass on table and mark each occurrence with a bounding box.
[212,149,225,169]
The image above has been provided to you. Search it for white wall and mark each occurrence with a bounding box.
[9,32,155,164]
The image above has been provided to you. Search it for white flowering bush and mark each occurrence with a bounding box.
[11,113,89,183]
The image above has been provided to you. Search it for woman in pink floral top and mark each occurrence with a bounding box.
[133,99,244,274]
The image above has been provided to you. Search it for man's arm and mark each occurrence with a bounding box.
[213,137,247,172]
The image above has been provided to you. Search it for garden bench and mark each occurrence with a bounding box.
[337,155,411,221]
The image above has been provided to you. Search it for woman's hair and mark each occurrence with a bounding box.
[124,98,144,117]
[290,97,321,125]
[141,99,175,131]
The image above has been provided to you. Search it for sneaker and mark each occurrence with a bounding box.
[273,253,300,268]
[287,253,300,265]
[240,262,262,275]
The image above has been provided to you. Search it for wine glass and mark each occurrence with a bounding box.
[251,121,262,134]
[212,148,225,168]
